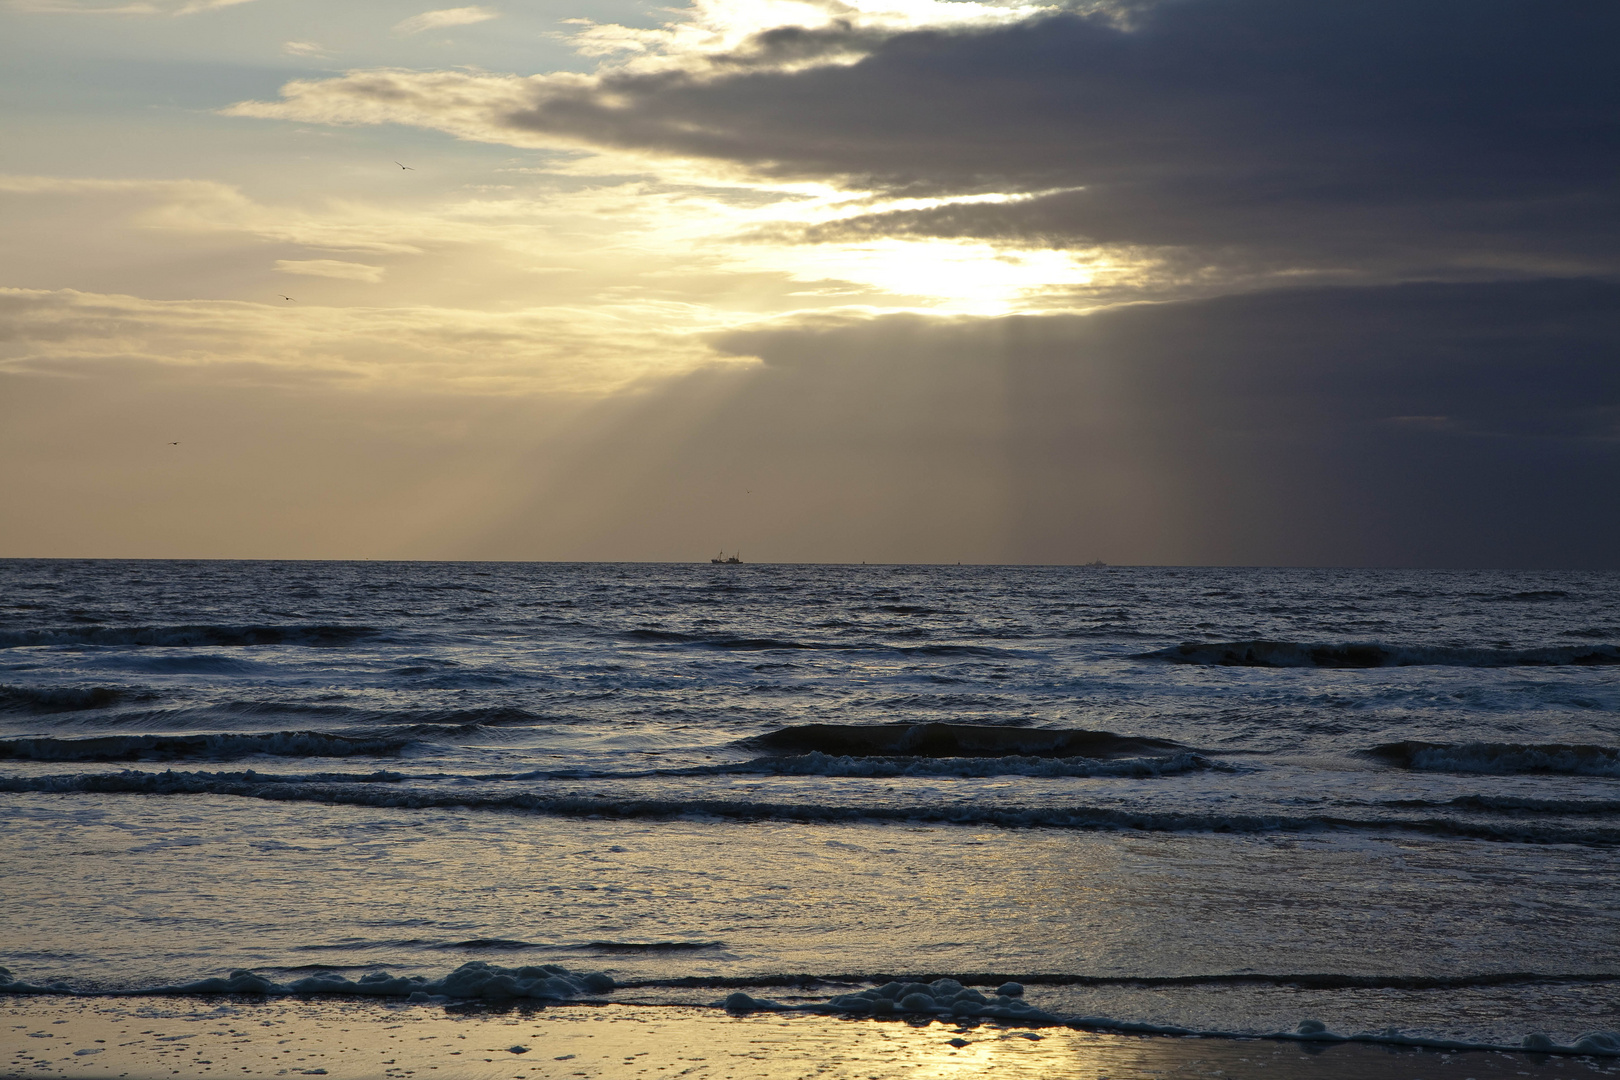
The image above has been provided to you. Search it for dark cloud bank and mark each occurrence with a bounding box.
[507,0,1620,280]
[476,0,1620,566]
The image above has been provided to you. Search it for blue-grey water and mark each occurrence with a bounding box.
[2,560,1618,1045]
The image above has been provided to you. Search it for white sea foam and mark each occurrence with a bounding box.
[6,958,1614,1058]
[0,962,611,1001]
[717,980,1620,1056]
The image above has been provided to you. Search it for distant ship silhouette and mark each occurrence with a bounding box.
[711,551,742,564]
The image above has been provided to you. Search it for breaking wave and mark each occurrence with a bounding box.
[1369,741,1620,777]
[4,963,1617,1058]
[742,723,1184,759]
[1140,640,1620,667]
[0,961,611,1001]
[0,624,380,649]
[4,770,1616,844]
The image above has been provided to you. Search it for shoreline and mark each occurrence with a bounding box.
[7,996,1620,1080]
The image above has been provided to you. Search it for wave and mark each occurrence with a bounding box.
[0,767,406,786]
[580,941,722,953]
[1381,794,1620,815]
[624,630,1020,658]
[83,653,264,675]
[0,624,379,649]
[442,938,535,950]
[1369,741,1620,777]
[626,629,814,650]
[742,723,1184,759]
[437,939,722,953]
[707,751,1214,779]
[215,702,549,728]
[0,729,451,762]
[1140,640,1620,668]
[6,770,1617,844]
[618,970,1620,992]
[57,699,554,731]
[0,684,152,713]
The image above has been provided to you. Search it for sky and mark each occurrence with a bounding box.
[1,0,1615,565]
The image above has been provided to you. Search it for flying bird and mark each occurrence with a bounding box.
[279,295,295,301]
[169,442,180,446]
[395,161,414,170]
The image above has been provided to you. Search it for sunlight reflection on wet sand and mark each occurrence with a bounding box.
[5,998,1619,1080]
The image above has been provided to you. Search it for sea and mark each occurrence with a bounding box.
[2,560,1618,1050]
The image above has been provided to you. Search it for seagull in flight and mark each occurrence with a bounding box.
[279,295,295,301]
[395,161,414,170]
[169,441,180,446]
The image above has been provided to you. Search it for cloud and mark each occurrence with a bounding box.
[275,259,386,283]
[229,0,1620,291]
[393,5,499,35]
[282,41,329,58]
[8,0,255,13]
[558,0,1063,71]
[0,287,729,394]
[0,173,431,256]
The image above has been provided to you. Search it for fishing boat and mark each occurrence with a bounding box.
[710,551,742,564]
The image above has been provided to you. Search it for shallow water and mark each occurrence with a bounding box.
[2,561,1617,1045]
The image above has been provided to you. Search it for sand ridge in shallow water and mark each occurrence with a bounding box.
[5,997,1620,1080]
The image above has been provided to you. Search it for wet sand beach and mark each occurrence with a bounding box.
[6,997,1620,1080]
